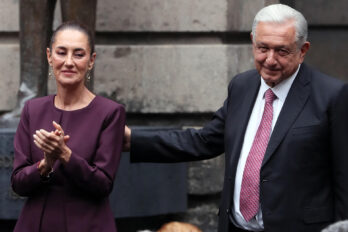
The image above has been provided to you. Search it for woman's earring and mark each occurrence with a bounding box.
[86,70,91,82]
[49,66,54,79]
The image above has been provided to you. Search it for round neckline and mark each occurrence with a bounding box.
[51,94,98,113]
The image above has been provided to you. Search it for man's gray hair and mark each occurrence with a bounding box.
[251,4,308,47]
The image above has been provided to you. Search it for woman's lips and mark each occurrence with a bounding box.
[61,70,77,76]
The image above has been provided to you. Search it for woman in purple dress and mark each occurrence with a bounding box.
[11,22,125,232]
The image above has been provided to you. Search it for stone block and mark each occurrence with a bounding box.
[0,44,20,111]
[294,0,348,25]
[305,29,348,82]
[93,45,227,113]
[97,0,277,32]
[188,155,225,195]
[227,0,279,31]
[0,128,24,219]
[0,0,19,32]
[97,0,227,32]
[68,44,253,113]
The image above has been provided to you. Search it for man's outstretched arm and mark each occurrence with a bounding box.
[123,99,228,163]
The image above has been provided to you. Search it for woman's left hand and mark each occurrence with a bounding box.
[33,121,71,164]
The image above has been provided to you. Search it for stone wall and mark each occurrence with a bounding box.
[293,0,348,82]
[1,0,347,231]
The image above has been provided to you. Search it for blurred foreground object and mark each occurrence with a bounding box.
[159,221,202,232]
[322,220,348,232]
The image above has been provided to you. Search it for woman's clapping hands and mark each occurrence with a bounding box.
[34,121,72,175]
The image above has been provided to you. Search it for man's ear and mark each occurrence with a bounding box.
[300,41,310,61]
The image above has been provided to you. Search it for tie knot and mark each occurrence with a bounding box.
[265,89,276,104]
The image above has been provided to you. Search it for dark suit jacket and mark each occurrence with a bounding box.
[131,63,348,232]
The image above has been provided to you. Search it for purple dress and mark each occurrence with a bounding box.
[11,95,126,232]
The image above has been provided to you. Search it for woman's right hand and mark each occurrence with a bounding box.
[34,130,57,175]
[34,121,71,174]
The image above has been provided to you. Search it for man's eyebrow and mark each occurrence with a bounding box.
[255,42,289,49]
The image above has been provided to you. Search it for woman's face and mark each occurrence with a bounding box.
[47,29,96,88]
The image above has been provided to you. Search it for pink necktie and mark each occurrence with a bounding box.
[240,88,276,222]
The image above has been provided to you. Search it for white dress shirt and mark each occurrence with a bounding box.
[232,65,300,231]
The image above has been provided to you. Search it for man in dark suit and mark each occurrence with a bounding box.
[123,4,348,232]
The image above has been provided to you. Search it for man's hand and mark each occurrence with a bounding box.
[123,125,131,152]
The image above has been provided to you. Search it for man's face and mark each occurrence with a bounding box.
[252,20,310,87]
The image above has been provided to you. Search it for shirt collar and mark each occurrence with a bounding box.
[260,64,301,102]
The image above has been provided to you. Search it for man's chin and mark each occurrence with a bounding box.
[261,75,280,83]
[261,74,283,87]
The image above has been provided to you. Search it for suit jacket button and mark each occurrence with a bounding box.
[226,209,230,214]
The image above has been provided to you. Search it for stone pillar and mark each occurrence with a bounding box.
[19,0,56,98]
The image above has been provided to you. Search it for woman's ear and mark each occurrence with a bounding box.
[46,47,52,66]
[88,52,96,70]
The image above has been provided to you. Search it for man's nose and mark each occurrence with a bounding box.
[265,50,277,65]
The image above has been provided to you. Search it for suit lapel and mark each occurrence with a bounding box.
[228,74,261,172]
[261,64,311,168]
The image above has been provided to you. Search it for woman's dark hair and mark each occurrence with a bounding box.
[49,21,95,55]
